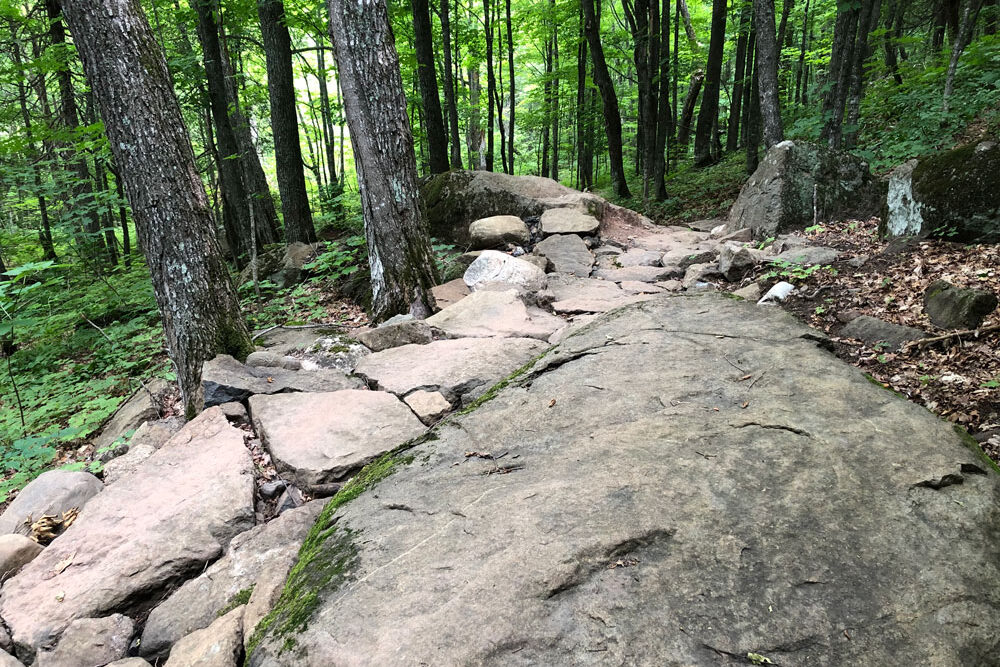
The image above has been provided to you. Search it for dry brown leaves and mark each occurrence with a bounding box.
[744,218,999,458]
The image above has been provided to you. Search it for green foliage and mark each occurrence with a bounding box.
[761,260,835,283]
[0,427,82,503]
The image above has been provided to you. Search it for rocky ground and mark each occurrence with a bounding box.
[0,172,996,666]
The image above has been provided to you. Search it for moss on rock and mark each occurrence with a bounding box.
[911,142,1000,243]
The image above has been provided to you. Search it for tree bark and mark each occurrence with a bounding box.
[258,0,316,244]
[693,0,726,167]
[411,0,450,173]
[327,0,439,320]
[745,47,762,174]
[61,0,253,418]
[551,9,560,182]
[441,0,463,168]
[819,4,858,148]
[678,70,703,147]
[506,0,515,174]
[677,0,699,43]
[795,0,811,99]
[484,0,496,171]
[582,0,631,198]
[45,0,106,269]
[727,3,751,152]
[943,0,985,112]
[754,0,784,147]
[653,0,672,199]
[843,0,880,147]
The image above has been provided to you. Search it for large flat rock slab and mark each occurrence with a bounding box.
[248,391,426,491]
[545,275,654,314]
[426,289,563,340]
[354,337,548,405]
[533,234,594,277]
[202,354,365,405]
[250,294,1000,666]
[0,408,255,656]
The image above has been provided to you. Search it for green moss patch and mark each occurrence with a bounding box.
[218,585,254,617]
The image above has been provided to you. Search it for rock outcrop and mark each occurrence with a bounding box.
[0,408,255,657]
[249,295,1000,666]
[727,140,874,238]
[882,141,1000,243]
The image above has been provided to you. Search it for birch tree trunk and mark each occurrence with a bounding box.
[60,0,253,418]
[327,0,439,320]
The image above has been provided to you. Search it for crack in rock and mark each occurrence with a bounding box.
[734,421,813,437]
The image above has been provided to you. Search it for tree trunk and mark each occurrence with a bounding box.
[61,0,253,418]
[506,0,515,174]
[745,47,762,174]
[258,0,316,244]
[468,66,485,169]
[441,0,463,168]
[727,3,751,152]
[576,2,593,189]
[754,0,784,147]
[653,0,672,199]
[411,0,450,173]
[541,38,553,177]
[327,0,439,320]
[484,0,496,171]
[819,4,858,148]
[317,40,345,221]
[943,0,985,112]
[46,0,106,269]
[776,0,795,54]
[582,0,631,198]
[678,70,703,148]
[11,36,58,261]
[551,14,560,182]
[843,0,880,147]
[693,0,726,167]
[795,0,811,99]
[677,0,699,43]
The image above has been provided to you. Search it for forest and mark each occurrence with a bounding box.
[0,0,998,497]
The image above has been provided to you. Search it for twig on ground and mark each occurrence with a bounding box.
[902,324,1000,352]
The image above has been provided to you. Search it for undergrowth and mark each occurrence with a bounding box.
[0,258,171,500]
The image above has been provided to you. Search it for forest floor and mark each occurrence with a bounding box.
[726,218,1000,460]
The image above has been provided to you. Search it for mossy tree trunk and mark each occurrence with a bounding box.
[327,0,439,321]
[60,0,254,419]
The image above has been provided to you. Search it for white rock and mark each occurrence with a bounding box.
[463,251,547,292]
[758,281,796,304]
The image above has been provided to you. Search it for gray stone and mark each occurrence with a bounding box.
[614,249,663,268]
[202,354,364,406]
[163,607,243,667]
[0,653,22,667]
[619,281,664,294]
[519,255,550,272]
[426,289,563,340]
[469,215,530,249]
[106,661,151,667]
[245,351,284,368]
[543,275,653,314]
[420,170,607,246]
[881,142,1000,243]
[682,262,723,289]
[299,335,371,373]
[539,208,600,236]
[251,326,344,357]
[93,379,169,451]
[0,471,103,535]
[770,245,840,266]
[358,320,434,352]
[218,402,248,422]
[718,244,760,281]
[534,235,595,277]
[727,140,874,238]
[249,294,1000,667]
[840,316,928,351]
[269,242,317,288]
[249,391,425,492]
[0,408,254,655]
[732,283,762,301]
[141,503,323,660]
[354,337,548,405]
[924,280,998,330]
[405,391,453,425]
[431,279,470,311]
[660,244,718,269]
[35,615,133,667]
[592,265,683,283]
[463,251,547,292]
[593,245,623,257]
[0,535,41,582]
[101,443,156,485]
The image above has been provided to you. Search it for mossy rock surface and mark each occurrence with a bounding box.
[911,142,1000,243]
